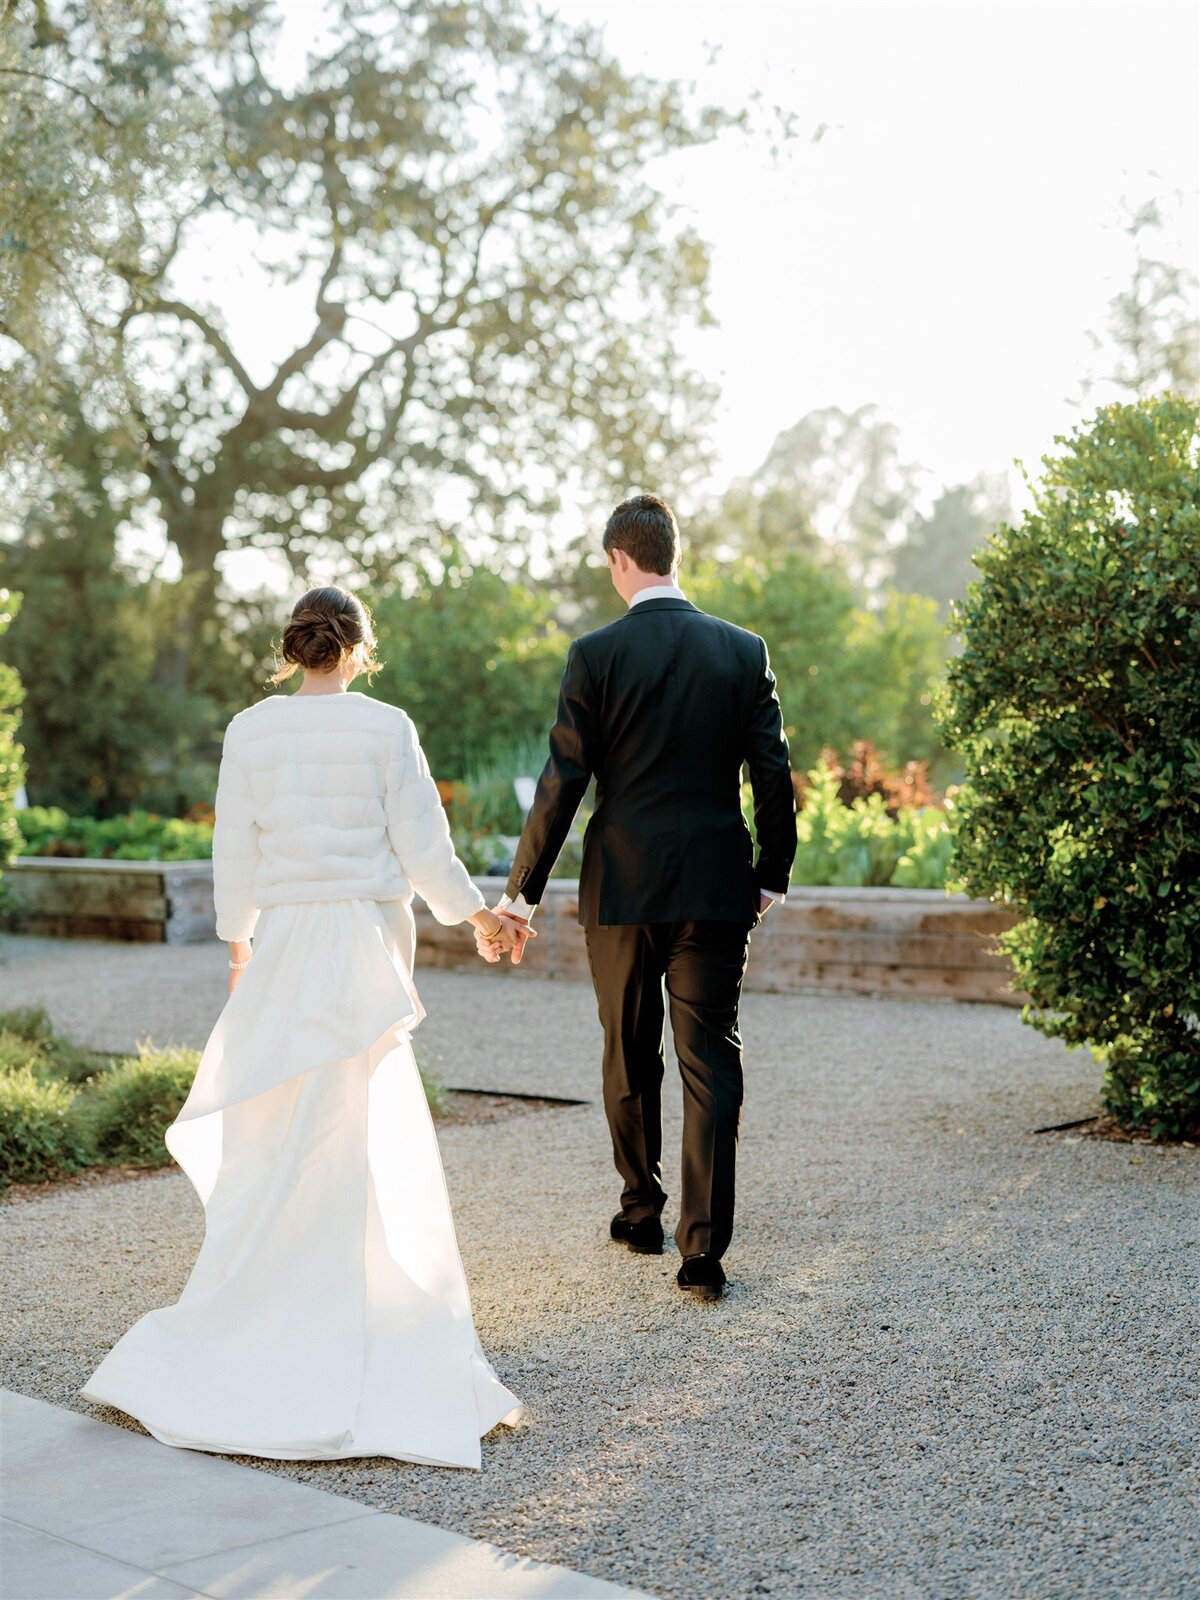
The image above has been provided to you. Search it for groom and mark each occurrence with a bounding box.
[480,495,797,1300]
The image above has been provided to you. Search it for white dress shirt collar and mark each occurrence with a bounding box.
[628,582,688,608]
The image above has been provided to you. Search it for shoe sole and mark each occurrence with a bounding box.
[678,1281,724,1301]
[611,1236,664,1256]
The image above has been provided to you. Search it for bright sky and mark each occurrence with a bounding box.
[163,0,1198,589]
[546,0,1199,494]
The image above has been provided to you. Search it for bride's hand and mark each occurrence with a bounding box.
[470,910,536,966]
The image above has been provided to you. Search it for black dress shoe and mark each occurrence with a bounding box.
[676,1254,727,1301]
[609,1214,664,1255]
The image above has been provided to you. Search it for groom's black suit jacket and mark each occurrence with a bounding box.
[506,596,797,927]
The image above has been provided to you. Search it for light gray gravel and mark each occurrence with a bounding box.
[1,932,1198,1600]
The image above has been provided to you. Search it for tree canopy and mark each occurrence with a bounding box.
[2,0,728,693]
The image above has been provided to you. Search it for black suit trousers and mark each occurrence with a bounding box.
[583,917,755,1262]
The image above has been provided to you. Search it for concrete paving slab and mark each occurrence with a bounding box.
[1,1392,649,1600]
[3,1390,376,1569]
[1,1516,203,1599]
[160,1513,648,1599]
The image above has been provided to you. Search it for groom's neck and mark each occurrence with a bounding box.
[625,572,680,605]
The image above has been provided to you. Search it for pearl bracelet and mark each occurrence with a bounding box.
[229,957,251,970]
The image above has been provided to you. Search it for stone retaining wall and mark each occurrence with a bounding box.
[2,859,1024,1005]
[2,857,216,944]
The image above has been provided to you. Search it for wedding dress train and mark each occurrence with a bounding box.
[80,897,523,1470]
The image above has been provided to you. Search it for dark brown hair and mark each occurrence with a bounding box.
[602,494,681,576]
[269,585,382,684]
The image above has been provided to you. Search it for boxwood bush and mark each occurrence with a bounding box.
[82,1044,199,1167]
[938,395,1200,1138]
[0,1059,91,1185]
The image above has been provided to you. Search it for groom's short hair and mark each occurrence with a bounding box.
[603,494,680,576]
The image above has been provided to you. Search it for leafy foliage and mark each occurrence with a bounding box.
[0,1006,108,1083]
[3,0,729,699]
[16,805,214,859]
[780,759,957,889]
[367,570,567,779]
[0,395,242,814]
[76,1041,198,1167]
[937,395,1200,1138]
[813,739,941,814]
[0,0,209,461]
[686,552,950,775]
[0,1059,91,1186]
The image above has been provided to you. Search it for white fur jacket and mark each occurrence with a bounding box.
[211,691,485,943]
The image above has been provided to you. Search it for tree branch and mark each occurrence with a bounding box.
[116,282,259,398]
[0,65,119,128]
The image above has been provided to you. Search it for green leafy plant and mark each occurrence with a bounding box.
[937,396,1200,1138]
[0,1008,107,1085]
[80,1043,199,1168]
[688,553,951,777]
[0,1063,91,1187]
[15,808,214,860]
[744,757,958,889]
[891,799,962,889]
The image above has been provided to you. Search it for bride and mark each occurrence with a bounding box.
[81,585,531,1469]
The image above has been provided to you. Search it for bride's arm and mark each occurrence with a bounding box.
[383,716,489,926]
[212,724,261,949]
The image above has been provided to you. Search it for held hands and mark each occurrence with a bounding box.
[472,908,536,966]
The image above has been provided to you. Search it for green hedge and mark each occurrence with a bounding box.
[938,396,1200,1139]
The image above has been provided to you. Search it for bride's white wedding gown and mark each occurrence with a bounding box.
[80,895,523,1469]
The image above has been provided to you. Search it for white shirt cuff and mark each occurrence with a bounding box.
[496,892,537,921]
[761,888,786,905]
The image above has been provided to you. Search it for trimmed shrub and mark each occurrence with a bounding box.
[82,1043,199,1167]
[0,1063,90,1186]
[938,396,1200,1138]
[0,1007,108,1084]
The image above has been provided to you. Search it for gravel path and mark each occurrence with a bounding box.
[1,933,1197,1600]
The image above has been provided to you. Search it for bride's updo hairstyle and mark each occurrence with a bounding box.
[269,585,383,684]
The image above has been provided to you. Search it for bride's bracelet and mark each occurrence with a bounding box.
[229,956,251,970]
